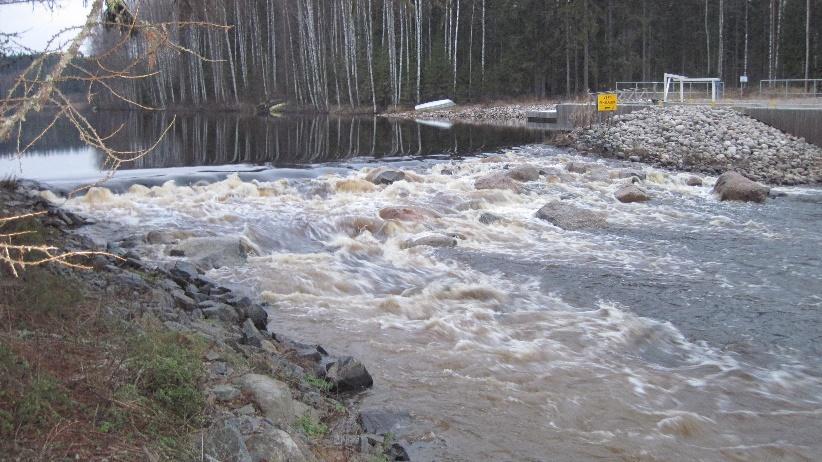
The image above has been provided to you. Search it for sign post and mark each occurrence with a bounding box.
[597,93,618,112]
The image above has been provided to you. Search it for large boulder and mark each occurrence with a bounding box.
[713,171,769,203]
[535,201,607,230]
[323,356,373,392]
[379,206,441,222]
[172,236,256,270]
[614,185,651,203]
[474,173,522,193]
[235,374,313,426]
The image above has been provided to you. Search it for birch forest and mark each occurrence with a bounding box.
[89,0,821,111]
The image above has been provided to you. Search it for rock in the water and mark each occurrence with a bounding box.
[535,201,607,230]
[686,176,704,186]
[614,185,651,203]
[205,418,253,462]
[401,234,458,249]
[478,213,503,225]
[713,171,770,203]
[610,169,646,181]
[241,304,268,330]
[245,427,312,462]
[379,206,441,222]
[236,374,313,426]
[324,356,373,392]
[474,173,522,193]
[565,162,596,174]
[172,236,256,270]
[506,165,540,182]
[358,409,412,436]
[369,170,406,185]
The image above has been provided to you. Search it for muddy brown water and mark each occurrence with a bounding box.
[4,113,822,461]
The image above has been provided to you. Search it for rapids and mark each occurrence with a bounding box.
[56,145,822,461]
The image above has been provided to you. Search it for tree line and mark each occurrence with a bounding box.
[88,0,820,111]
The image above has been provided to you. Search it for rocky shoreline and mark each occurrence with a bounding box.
[571,105,822,185]
[385,103,556,127]
[1,180,416,462]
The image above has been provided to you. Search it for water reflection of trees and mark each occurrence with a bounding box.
[3,111,544,170]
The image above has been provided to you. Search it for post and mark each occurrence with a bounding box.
[680,79,684,102]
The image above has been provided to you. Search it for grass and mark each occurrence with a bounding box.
[296,413,327,439]
[305,374,333,393]
[0,174,19,191]
[0,264,209,460]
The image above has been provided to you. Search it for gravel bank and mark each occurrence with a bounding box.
[572,105,822,185]
[387,103,556,127]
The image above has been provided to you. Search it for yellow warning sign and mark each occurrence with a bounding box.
[597,93,618,112]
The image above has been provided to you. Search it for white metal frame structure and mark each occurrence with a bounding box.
[663,73,722,102]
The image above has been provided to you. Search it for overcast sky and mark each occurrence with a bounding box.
[0,1,91,52]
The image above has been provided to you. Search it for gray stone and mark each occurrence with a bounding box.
[713,171,770,203]
[244,304,269,330]
[565,162,596,174]
[686,176,704,186]
[235,374,313,426]
[203,303,240,324]
[378,206,441,222]
[474,172,522,193]
[324,356,373,392]
[212,384,241,402]
[610,169,646,181]
[358,409,412,436]
[401,234,458,249]
[369,170,406,185]
[479,213,503,225]
[535,201,607,230]
[506,165,540,182]
[245,428,312,462]
[614,185,651,203]
[242,318,268,348]
[172,236,255,270]
[204,418,253,462]
[171,289,196,311]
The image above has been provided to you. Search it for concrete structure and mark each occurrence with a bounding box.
[740,107,822,148]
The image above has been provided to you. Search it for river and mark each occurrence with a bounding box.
[3,112,822,461]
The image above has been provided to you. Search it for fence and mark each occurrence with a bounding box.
[758,79,822,98]
[615,81,724,102]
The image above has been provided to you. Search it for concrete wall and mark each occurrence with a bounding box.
[739,108,822,148]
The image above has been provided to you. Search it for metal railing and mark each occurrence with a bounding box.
[758,79,822,97]
[616,81,723,102]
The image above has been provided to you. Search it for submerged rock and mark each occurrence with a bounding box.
[686,176,704,187]
[615,184,651,203]
[366,168,407,185]
[479,212,503,225]
[713,171,770,203]
[172,236,256,270]
[506,165,541,182]
[379,206,441,222]
[474,172,522,193]
[535,201,607,230]
[401,234,458,249]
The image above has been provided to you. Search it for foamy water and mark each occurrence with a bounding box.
[57,145,822,461]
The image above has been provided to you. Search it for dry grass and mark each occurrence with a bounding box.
[0,266,207,461]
